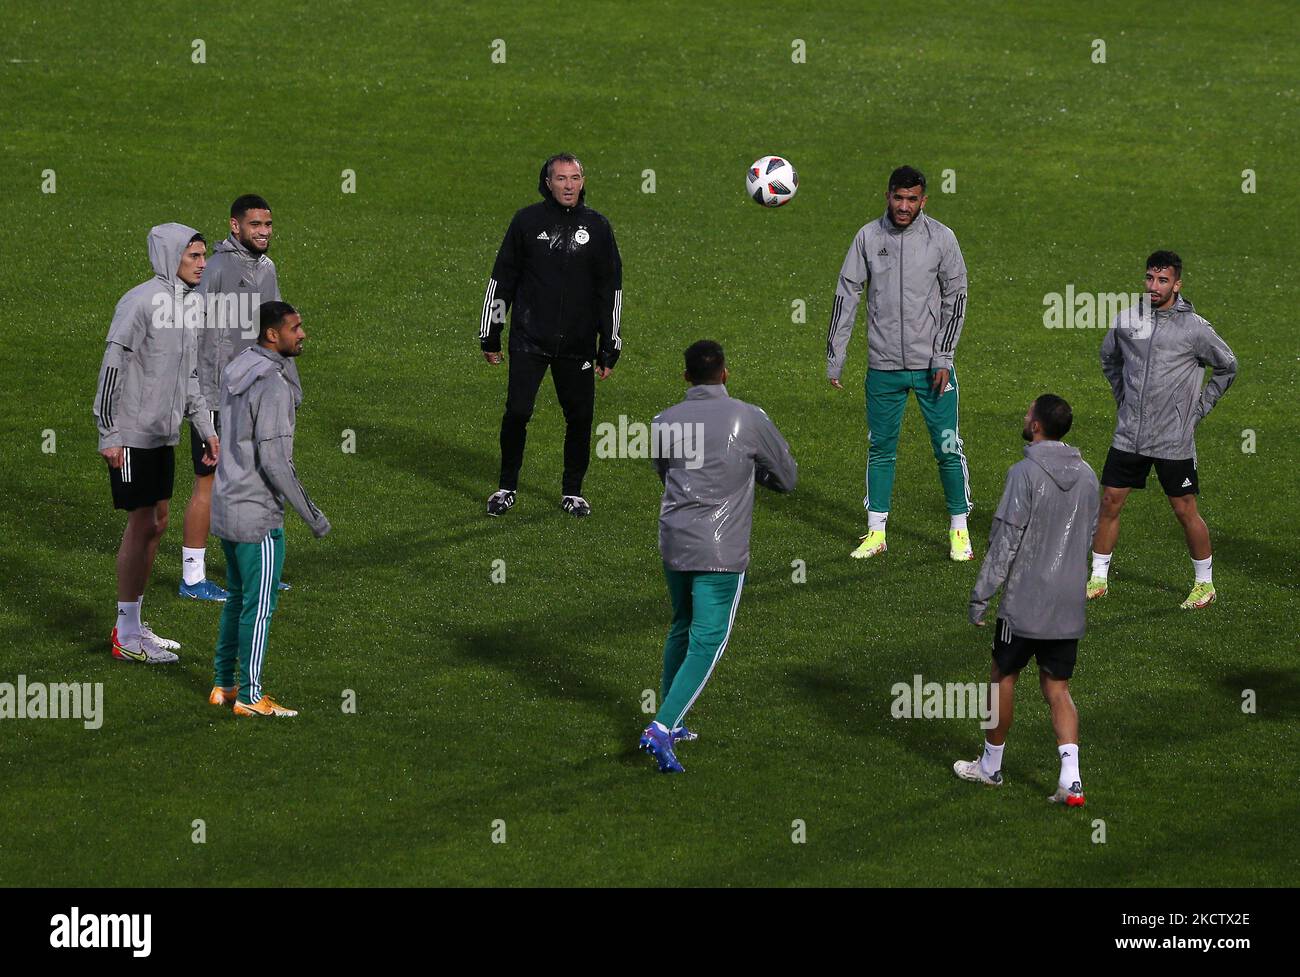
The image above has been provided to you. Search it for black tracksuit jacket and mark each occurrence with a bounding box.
[479,179,623,368]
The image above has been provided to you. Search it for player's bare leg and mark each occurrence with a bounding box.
[954,664,1016,786]
[1170,493,1216,608]
[183,473,213,550]
[1088,486,1130,598]
[116,502,167,602]
[1041,670,1084,806]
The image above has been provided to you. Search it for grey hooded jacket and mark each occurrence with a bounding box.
[826,211,968,379]
[653,384,797,573]
[969,441,1099,640]
[1101,295,1236,460]
[210,345,330,544]
[195,234,283,409]
[92,223,216,450]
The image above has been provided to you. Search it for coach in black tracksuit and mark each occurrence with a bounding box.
[479,153,623,517]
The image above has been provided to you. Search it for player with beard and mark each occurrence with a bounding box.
[183,194,284,600]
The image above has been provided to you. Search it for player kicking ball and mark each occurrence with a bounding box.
[639,341,797,773]
[1089,251,1237,609]
[955,396,1098,807]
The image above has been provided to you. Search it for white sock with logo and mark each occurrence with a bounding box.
[867,510,889,532]
[1091,551,1112,580]
[950,514,968,531]
[1192,556,1213,584]
[980,740,1004,778]
[1058,743,1081,789]
[116,600,142,644]
[182,546,206,585]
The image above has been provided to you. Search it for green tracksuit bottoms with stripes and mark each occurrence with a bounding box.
[214,528,285,706]
[655,566,744,731]
[865,367,972,516]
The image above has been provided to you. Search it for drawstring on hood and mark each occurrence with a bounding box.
[147,222,201,287]
[1024,440,1086,491]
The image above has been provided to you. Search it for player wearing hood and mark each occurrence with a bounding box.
[479,153,623,518]
[93,223,219,663]
[957,395,1099,807]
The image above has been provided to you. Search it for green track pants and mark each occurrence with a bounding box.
[655,566,745,731]
[214,528,285,705]
[865,367,972,516]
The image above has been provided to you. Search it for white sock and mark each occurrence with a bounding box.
[1192,555,1213,584]
[950,514,967,531]
[182,546,207,585]
[1091,551,1112,580]
[116,600,142,643]
[868,510,889,532]
[980,740,1004,778]
[1058,743,1081,789]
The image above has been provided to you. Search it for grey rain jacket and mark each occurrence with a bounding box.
[969,440,1099,640]
[210,345,330,544]
[93,223,216,450]
[653,384,797,573]
[825,211,968,379]
[195,234,283,410]
[1101,295,1236,460]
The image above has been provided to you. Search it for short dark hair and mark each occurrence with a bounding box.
[684,340,726,384]
[545,154,583,180]
[1032,393,1073,440]
[888,165,926,193]
[257,300,298,342]
[187,232,206,246]
[231,194,272,219]
[1146,250,1182,279]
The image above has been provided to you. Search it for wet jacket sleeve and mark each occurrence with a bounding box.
[753,407,798,493]
[931,231,969,370]
[826,228,869,381]
[1193,320,1237,423]
[480,214,524,353]
[93,294,147,450]
[1100,323,1125,407]
[253,379,331,537]
[969,466,1031,623]
[595,221,623,370]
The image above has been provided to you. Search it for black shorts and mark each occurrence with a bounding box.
[109,446,175,511]
[1102,446,1197,496]
[190,411,220,476]
[992,618,1077,680]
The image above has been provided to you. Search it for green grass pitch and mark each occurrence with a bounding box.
[0,1,1296,886]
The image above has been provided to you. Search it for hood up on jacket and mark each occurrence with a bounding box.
[147,222,201,288]
[1024,439,1086,491]
[537,155,586,204]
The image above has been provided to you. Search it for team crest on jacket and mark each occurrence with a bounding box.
[574,227,590,245]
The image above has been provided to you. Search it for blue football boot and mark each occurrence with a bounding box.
[639,723,685,773]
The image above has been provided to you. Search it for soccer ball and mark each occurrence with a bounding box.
[746,155,799,207]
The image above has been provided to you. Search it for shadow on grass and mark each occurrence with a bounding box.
[1219,669,1299,722]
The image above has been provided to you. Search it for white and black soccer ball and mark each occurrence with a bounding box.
[746,155,799,207]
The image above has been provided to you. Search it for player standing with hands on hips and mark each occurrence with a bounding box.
[640,341,797,774]
[1089,251,1237,609]
[824,166,972,562]
[958,395,1098,807]
[479,153,623,518]
[208,302,329,717]
[93,223,219,663]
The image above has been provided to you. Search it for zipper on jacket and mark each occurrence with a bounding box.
[899,229,906,367]
[1134,309,1161,449]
